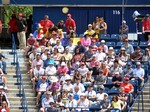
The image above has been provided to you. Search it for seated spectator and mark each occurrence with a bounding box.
[91,61,101,79]
[45,60,56,76]
[62,75,73,92]
[40,91,54,111]
[0,49,7,74]
[133,62,145,88]
[84,46,94,62]
[59,103,67,112]
[72,70,81,82]
[0,101,10,112]
[59,56,67,66]
[85,24,98,38]
[105,56,114,69]
[51,48,62,65]
[77,93,90,108]
[44,52,54,68]
[73,78,85,93]
[100,62,108,76]
[57,20,65,30]
[112,72,123,87]
[110,95,126,111]
[118,87,129,103]
[85,84,96,100]
[45,41,53,51]
[74,41,86,57]
[57,62,69,76]
[142,48,150,64]
[66,93,77,108]
[130,47,143,62]
[96,86,108,102]
[78,62,89,78]
[36,76,49,106]
[31,62,45,89]
[91,39,98,53]
[67,28,76,38]
[84,71,94,83]
[63,47,72,61]
[118,47,129,62]
[49,31,59,46]
[53,39,64,53]
[107,47,115,61]
[100,40,108,54]
[41,49,49,61]
[89,55,98,68]
[120,76,134,93]
[28,48,37,65]
[95,46,106,62]
[81,32,91,49]
[60,70,70,85]
[0,86,9,107]
[72,48,82,62]
[122,63,134,78]
[73,86,81,101]
[109,60,122,76]
[95,70,107,85]
[100,94,111,112]
[121,38,134,54]
[45,101,59,112]
[66,39,76,54]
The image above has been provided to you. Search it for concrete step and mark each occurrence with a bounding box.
[7,77,31,82]
[9,88,34,93]
[10,109,23,112]
[7,92,35,97]
[26,97,36,101]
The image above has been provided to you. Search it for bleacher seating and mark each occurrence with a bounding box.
[106,42,116,47]
[139,42,148,49]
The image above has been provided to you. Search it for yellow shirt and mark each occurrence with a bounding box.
[111,100,122,110]
[63,53,73,61]
[85,30,98,38]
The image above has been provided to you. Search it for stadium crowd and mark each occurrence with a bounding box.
[2,12,150,112]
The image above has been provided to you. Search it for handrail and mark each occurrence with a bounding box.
[11,33,29,112]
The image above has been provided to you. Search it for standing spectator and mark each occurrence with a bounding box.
[0,49,7,74]
[8,13,19,47]
[16,13,27,50]
[93,16,101,36]
[99,17,107,35]
[39,15,54,33]
[122,38,134,55]
[26,15,33,38]
[142,14,150,41]
[119,20,129,41]
[65,13,76,33]
[57,20,65,30]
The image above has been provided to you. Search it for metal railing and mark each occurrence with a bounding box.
[10,33,29,112]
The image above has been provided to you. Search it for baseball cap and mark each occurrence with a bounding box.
[115,72,119,75]
[109,47,114,50]
[121,47,126,51]
[122,20,126,23]
[124,76,129,81]
[101,40,105,43]
[18,13,23,17]
[146,14,150,17]
[136,62,141,65]
[29,33,33,37]
[88,24,92,27]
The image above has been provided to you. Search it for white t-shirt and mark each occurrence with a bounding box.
[42,97,54,107]
[96,93,108,101]
[95,52,106,61]
[60,74,70,84]
[66,45,76,53]
[78,67,89,76]
[53,45,64,53]
[33,67,45,76]
[85,90,96,98]
[29,53,35,61]
[78,98,89,107]
[39,82,48,92]
[73,83,85,93]
[45,66,56,75]
[41,53,47,61]
[63,83,73,92]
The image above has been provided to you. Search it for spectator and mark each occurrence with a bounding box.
[85,24,98,38]
[120,76,134,93]
[78,62,89,78]
[0,86,9,107]
[33,23,44,39]
[40,91,54,111]
[53,39,64,53]
[96,86,108,102]
[31,62,45,89]
[109,60,122,76]
[44,52,54,68]
[48,76,60,92]
[118,87,130,103]
[57,20,65,30]
[8,13,19,47]
[51,48,62,65]
[100,62,109,76]
[95,46,106,62]
[59,70,70,85]
[84,71,94,83]
[45,101,59,112]
[107,47,115,61]
[36,76,49,106]
[142,14,150,41]
[72,70,81,82]
[95,70,107,85]
[91,61,101,78]
[122,38,134,54]
[0,69,7,90]
[122,63,134,78]
[112,72,123,87]
[142,49,150,64]
[84,46,94,62]
[133,62,145,88]
[57,62,68,76]
[93,16,101,36]
[81,32,91,49]
[100,40,108,54]
[67,28,76,38]
[130,47,143,62]
[74,41,86,55]
[65,13,76,33]
[45,60,56,76]
[63,47,72,61]
[73,78,85,93]
[39,15,54,33]
[105,56,114,69]
[119,20,129,41]
[99,17,107,35]
[0,101,10,112]
[0,49,7,74]
[49,31,59,46]
[91,39,98,53]
[85,84,97,99]
[110,95,126,111]
[73,86,81,101]
[41,49,49,61]
[72,48,82,62]
[118,47,129,62]
[100,94,111,112]
[66,39,76,54]
[66,93,77,108]
[62,75,73,92]
[16,13,27,50]
[77,93,89,108]
[89,55,98,68]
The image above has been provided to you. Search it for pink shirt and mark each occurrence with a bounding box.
[81,37,91,47]
[31,59,43,68]
[101,45,108,53]
[57,66,69,74]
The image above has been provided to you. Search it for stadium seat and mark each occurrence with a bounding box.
[139,42,148,49]
[129,42,138,48]
[114,49,120,55]
[79,34,84,38]
[106,42,116,47]
[95,42,101,47]
[111,34,120,41]
[115,42,124,49]
[100,34,110,38]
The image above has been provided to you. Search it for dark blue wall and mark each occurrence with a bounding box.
[2,0,149,5]
[33,7,150,35]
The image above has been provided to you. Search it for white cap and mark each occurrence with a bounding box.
[121,47,126,50]
[39,34,44,39]
[136,62,141,65]
[29,33,33,37]
[61,62,66,66]
[115,72,119,74]
[101,40,105,43]
[80,93,86,97]
[36,62,41,66]
[37,48,41,53]
[50,76,58,82]
[109,47,114,50]
[65,75,71,80]
[88,24,92,27]
[59,102,65,107]
[122,20,126,23]
[84,32,89,36]
[148,43,150,46]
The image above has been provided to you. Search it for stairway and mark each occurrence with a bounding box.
[1,49,38,112]
[131,78,150,112]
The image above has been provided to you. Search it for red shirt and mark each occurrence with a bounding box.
[39,20,54,33]
[0,108,10,112]
[142,19,150,31]
[27,37,36,46]
[65,18,76,32]
[120,83,133,93]
[8,18,18,32]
